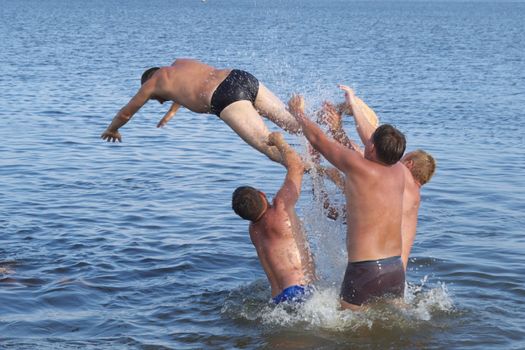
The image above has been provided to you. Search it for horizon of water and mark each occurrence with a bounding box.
[1,0,524,349]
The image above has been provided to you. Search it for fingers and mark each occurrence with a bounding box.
[287,93,305,109]
[157,113,174,128]
[338,84,352,92]
[100,133,121,143]
[338,84,355,98]
[323,100,335,109]
[325,103,337,114]
[267,131,284,146]
[267,132,276,146]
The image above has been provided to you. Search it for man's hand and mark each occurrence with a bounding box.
[157,103,180,128]
[267,131,285,148]
[288,94,306,121]
[157,115,173,128]
[319,101,343,135]
[338,84,357,106]
[101,129,122,142]
[267,131,304,171]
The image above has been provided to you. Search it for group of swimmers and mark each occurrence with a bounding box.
[102,58,436,311]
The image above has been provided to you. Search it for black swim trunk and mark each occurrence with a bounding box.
[210,69,259,116]
[340,256,405,306]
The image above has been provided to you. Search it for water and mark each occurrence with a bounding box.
[1,0,524,349]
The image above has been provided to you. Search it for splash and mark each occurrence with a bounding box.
[0,261,16,275]
[222,277,455,332]
[222,135,455,331]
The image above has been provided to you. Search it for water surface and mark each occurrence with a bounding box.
[1,0,524,349]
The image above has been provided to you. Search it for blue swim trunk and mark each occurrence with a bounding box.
[272,285,313,304]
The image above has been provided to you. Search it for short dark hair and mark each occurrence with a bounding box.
[372,124,406,165]
[232,186,266,221]
[141,67,160,85]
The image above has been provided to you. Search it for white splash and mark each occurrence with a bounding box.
[223,276,455,332]
[222,132,455,331]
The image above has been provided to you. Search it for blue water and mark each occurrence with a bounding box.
[1,0,524,349]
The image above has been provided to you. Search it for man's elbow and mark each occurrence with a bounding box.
[118,109,135,122]
[117,106,135,121]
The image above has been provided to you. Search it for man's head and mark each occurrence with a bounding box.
[367,124,406,165]
[402,150,436,185]
[141,67,160,85]
[232,186,268,222]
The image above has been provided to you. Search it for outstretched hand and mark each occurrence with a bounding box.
[267,131,285,147]
[319,101,343,134]
[157,103,181,128]
[101,129,122,142]
[338,84,357,106]
[157,114,174,128]
[287,94,306,120]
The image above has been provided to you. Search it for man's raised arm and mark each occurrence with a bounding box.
[268,132,304,207]
[338,85,379,146]
[288,94,362,174]
[320,101,363,156]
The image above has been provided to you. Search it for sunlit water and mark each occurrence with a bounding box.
[1,0,524,349]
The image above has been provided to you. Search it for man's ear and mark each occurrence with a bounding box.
[367,141,375,154]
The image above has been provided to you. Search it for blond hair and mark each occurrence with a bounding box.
[405,150,436,185]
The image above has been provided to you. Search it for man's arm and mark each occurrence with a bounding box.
[401,204,420,270]
[338,85,378,147]
[335,97,379,129]
[288,94,363,174]
[313,165,346,220]
[157,102,181,128]
[320,102,364,156]
[321,191,346,221]
[101,83,153,142]
[268,132,304,208]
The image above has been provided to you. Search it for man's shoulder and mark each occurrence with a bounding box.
[172,58,195,65]
[356,158,398,177]
[262,204,293,225]
[367,161,405,188]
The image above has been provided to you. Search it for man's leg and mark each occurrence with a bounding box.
[254,83,301,134]
[219,100,283,164]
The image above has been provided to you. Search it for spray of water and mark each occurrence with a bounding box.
[222,100,455,331]
[222,276,454,331]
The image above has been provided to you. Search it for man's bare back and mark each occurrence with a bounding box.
[288,89,407,310]
[318,96,436,270]
[155,59,230,113]
[343,160,405,262]
[232,132,314,302]
[249,199,311,295]
[101,58,300,164]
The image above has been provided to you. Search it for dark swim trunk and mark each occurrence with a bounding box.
[272,285,313,304]
[340,256,405,306]
[210,69,259,116]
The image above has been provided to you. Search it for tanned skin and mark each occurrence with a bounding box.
[101,58,300,164]
[318,87,430,270]
[244,132,315,298]
[288,88,406,310]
